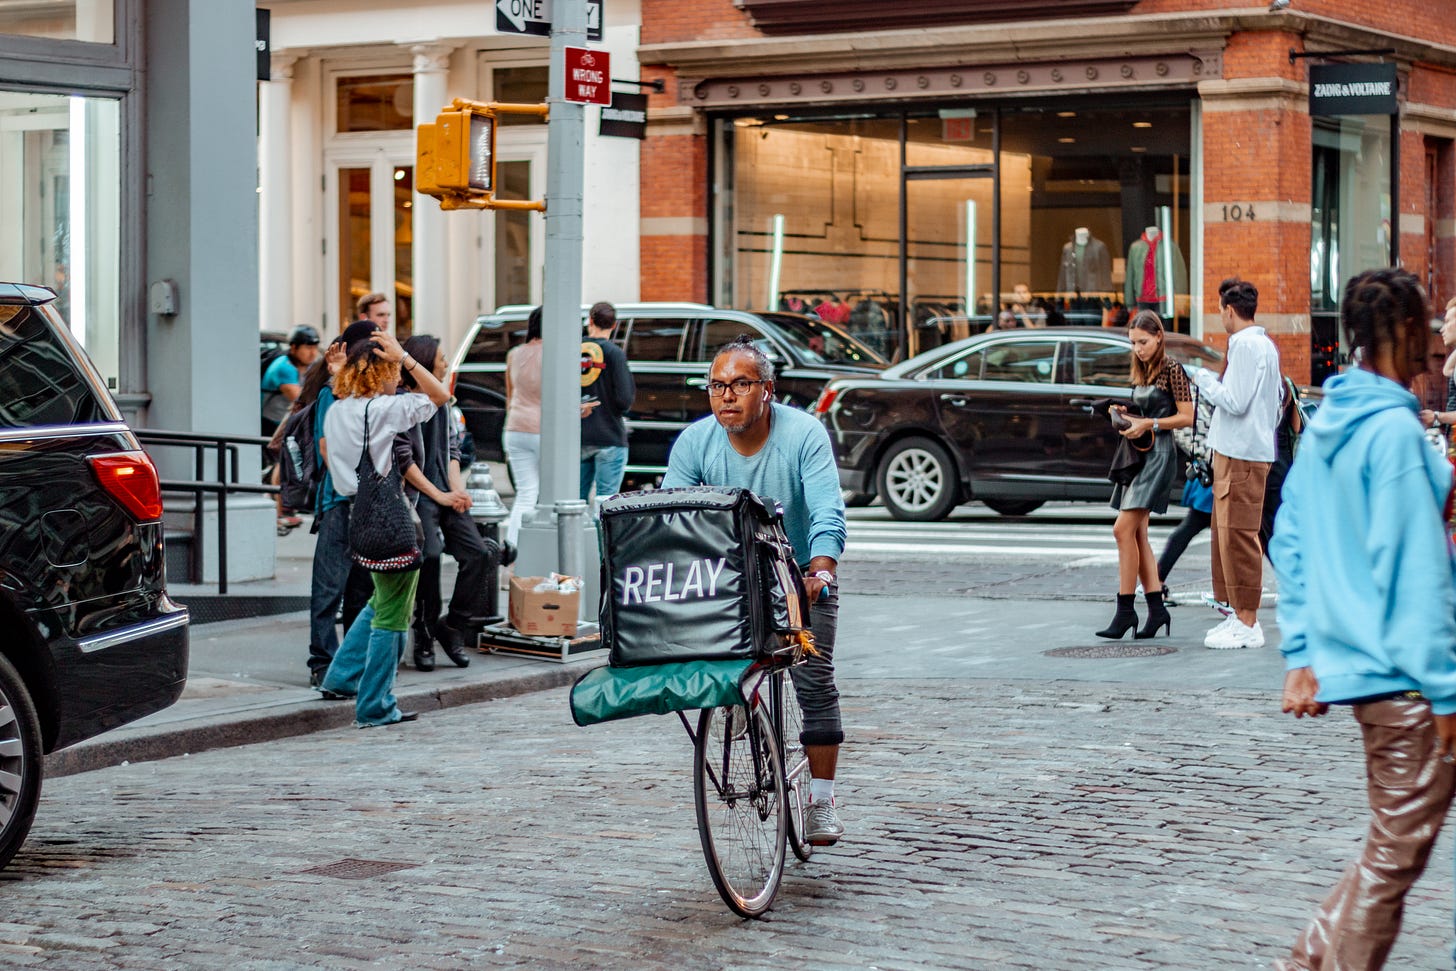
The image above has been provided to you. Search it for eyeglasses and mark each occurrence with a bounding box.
[706,378,765,397]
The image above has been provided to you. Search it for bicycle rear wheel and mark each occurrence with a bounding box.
[773,670,814,862]
[693,703,787,918]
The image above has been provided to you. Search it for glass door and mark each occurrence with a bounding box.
[329,155,415,336]
[903,173,994,357]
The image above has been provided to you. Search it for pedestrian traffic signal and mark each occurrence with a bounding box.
[416,99,548,212]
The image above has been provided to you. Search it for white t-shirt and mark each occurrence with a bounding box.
[323,393,437,496]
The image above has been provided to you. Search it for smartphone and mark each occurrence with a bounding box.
[581,394,598,404]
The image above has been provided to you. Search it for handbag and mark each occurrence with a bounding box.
[347,399,423,573]
[1180,385,1214,487]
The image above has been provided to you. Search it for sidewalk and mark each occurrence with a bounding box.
[46,518,604,778]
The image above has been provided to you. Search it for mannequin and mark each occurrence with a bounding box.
[1057,228,1112,293]
[1124,226,1188,310]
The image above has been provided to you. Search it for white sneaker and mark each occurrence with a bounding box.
[1207,619,1264,650]
[1202,615,1239,647]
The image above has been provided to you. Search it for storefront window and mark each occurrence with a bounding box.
[336,74,413,133]
[0,0,113,43]
[722,98,1195,361]
[1311,116,1392,311]
[0,91,120,387]
[727,116,902,354]
[1000,104,1192,331]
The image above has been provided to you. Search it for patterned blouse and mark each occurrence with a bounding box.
[1149,358,1192,402]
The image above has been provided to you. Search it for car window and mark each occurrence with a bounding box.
[982,340,1059,383]
[467,318,528,364]
[1075,341,1131,388]
[0,305,107,427]
[623,318,690,362]
[756,313,887,366]
[923,348,984,381]
[1166,339,1224,372]
[694,318,773,363]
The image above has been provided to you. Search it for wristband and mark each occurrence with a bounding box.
[403,356,416,371]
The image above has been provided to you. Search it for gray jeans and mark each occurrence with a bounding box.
[790,582,842,746]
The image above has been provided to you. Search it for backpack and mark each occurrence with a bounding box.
[277,399,320,512]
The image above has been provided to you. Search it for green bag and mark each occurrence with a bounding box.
[569,658,754,727]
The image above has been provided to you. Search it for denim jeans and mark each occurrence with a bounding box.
[790,582,843,746]
[308,502,352,677]
[320,569,419,727]
[581,444,629,505]
[502,430,541,546]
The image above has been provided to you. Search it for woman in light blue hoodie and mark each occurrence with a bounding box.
[1271,268,1456,970]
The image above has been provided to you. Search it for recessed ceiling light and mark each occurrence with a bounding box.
[1133,121,1153,128]
[1058,137,1076,143]
[773,114,789,121]
[1130,146,1147,153]
[1057,111,1076,118]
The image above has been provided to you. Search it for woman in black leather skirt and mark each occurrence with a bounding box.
[1098,310,1195,639]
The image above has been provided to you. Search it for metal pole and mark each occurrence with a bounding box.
[516,0,587,585]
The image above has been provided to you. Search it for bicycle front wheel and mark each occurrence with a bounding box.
[693,703,787,918]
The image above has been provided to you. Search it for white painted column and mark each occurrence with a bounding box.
[258,52,297,331]
[411,43,455,338]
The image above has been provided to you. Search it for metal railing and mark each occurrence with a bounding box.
[134,429,278,594]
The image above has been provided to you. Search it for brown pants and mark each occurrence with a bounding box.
[1282,700,1456,970]
[1210,453,1270,612]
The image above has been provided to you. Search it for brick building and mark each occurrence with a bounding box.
[637,0,1456,380]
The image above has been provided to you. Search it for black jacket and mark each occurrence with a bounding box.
[581,337,635,448]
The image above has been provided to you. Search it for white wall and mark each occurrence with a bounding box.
[263,0,642,355]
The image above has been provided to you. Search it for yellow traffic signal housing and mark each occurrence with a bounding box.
[416,99,547,211]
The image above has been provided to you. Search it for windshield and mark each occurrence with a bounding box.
[758,313,887,367]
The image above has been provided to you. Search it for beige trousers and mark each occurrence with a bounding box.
[1210,452,1270,612]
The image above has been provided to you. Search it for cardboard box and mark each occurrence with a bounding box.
[509,576,580,637]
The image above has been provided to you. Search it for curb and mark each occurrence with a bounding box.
[44,663,596,779]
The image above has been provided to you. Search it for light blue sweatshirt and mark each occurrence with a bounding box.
[661,403,846,567]
[1270,367,1456,713]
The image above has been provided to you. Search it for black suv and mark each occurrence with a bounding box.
[0,284,188,869]
[448,303,887,486]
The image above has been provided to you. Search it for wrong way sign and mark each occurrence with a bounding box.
[496,0,603,41]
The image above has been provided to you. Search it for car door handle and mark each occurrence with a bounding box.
[685,377,709,388]
[939,393,970,407]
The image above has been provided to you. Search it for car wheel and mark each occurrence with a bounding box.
[876,438,960,522]
[841,490,875,508]
[982,499,1044,517]
[0,653,42,871]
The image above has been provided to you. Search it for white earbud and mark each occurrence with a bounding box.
[762,391,770,402]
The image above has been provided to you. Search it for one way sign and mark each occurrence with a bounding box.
[496,0,603,41]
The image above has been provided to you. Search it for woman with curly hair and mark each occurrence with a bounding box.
[318,329,451,727]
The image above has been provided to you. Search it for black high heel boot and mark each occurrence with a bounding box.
[1136,590,1171,639]
[1095,594,1139,639]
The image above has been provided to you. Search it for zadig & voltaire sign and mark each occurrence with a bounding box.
[1309,63,1398,117]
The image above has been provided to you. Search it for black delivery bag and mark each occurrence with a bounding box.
[597,487,810,667]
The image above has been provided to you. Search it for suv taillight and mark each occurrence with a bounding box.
[88,451,163,522]
[813,387,840,415]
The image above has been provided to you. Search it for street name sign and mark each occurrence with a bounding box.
[496,0,603,41]
[565,47,611,106]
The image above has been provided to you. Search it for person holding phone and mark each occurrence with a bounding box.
[580,302,635,507]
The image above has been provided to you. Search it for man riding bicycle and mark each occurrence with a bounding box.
[661,334,848,845]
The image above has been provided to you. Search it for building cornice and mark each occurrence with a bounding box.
[640,10,1456,78]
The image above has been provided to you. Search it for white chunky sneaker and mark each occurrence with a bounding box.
[1207,619,1264,650]
[1202,615,1239,647]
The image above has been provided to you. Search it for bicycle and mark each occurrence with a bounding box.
[679,653,813,918]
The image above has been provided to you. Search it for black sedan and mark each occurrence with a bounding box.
[814,327,1224,521]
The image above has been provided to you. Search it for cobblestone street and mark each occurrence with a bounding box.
[7,657,1454,969]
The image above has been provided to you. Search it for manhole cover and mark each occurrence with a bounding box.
[1043,644,1177,659]
[298,858,417,880]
